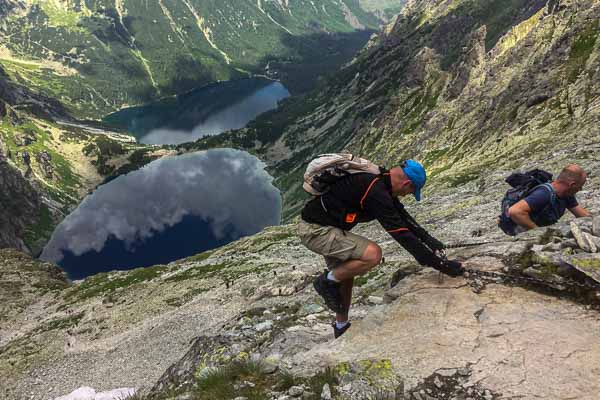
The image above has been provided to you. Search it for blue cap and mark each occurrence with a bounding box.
[401,160,427,201]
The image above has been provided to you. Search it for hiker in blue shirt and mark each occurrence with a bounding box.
[507,164,590,234]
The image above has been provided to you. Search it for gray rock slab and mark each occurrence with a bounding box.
[292,271,600,399]
[571,222,596,252]
[562,253,600,284]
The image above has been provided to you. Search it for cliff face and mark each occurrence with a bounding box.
[0,157,42,252]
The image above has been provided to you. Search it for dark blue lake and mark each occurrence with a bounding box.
[40,149,281,279]
[103,78,290,145]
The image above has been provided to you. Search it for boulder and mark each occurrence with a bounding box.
[571,222,597,253]
[321,384,332,400]
[562,254,600,284]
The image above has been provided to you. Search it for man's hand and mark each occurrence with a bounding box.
[569,205,591,218]
[435,259,464,277]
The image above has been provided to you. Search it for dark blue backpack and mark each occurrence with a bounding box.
[498,169,555,235]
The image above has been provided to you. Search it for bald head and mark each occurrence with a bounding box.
[557,164,587,185]
[554,164,587,197]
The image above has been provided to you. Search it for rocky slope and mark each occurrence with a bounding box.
[1,1,600,399]
[0,0,394,117]
[191,0,599,223]
[2,207,600,399]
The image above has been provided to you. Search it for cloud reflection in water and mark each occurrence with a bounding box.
[41,149,281,276]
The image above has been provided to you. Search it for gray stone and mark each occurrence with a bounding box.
[288,386,304,397]
[562,254,600,284]
[300,304,325,316]
[262,358,279,374]
[436,368,458,377]
[590,236,600,252]
[367,296,384,305]
[571,222,597,252]
[523,267,546,280]
[254,320,273,332]
[593,217,600,237]
[542,243,562,252]
[321,383,332,400]
[556,224,573,238]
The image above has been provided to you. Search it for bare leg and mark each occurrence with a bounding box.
[331,243,382,281]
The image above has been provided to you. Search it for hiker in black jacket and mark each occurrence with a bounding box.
[298,160,463,338]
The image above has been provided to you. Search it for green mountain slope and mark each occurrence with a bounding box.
[0,63,165,254]
[0,0,383,117]
[187,0,599,222]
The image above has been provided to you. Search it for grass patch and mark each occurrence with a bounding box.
[447,172,480,187]
[37,312,85,333]
[164,287,211,307]
[191,360,337,400]
[64,265,167,302]
[566,22,599,83]
[194,359,272,400]
[23,203,55,250]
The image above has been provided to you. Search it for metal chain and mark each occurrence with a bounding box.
[443,241,500,249]
[435,243,599,291]
[462,267,599,291]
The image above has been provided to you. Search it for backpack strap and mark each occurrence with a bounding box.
[359,172,391,210]
[536,183,560,220]
[360,176,381,210]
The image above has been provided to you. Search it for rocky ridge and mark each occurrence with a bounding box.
[2,195,600,399]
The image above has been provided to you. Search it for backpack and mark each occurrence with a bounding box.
[303,153,382,196]
[498,169,555,235]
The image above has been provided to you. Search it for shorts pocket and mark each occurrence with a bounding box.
[323,228,357,262]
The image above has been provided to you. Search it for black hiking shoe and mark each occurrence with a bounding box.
[333,321,351,339]
[313,271,344,313]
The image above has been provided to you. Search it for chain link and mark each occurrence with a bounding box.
[463,267,599,291]
[443,241,500,249]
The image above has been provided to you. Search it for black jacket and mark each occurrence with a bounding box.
[301,172,445,268]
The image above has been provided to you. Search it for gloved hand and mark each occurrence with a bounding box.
[427,237,445,251]
[434,259,464,277]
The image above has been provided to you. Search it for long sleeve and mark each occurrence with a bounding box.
[361,181,444,267]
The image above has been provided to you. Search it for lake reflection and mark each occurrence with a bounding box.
[41,149,281,279]
[103,78,290,145]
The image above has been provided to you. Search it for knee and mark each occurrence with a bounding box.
[363,243,383,268]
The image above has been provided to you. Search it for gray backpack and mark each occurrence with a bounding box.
[303,153,381,195]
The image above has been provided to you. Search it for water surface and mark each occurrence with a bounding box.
[103,78,290,145]
[41,149,281,279]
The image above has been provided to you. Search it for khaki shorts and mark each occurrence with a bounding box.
[297,220,372,269]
